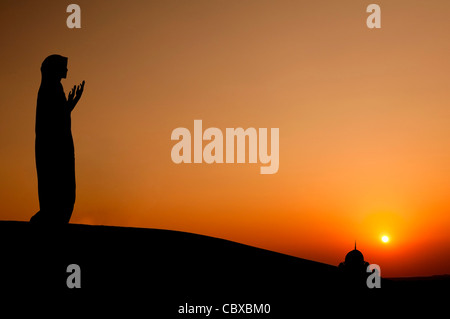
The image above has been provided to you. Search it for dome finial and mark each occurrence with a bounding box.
[354,240,356,250]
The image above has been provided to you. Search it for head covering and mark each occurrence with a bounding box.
[40,54,68,81]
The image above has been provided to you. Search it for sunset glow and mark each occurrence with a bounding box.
[1,0,450,278]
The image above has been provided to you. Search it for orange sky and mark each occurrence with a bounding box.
[1,0,450,277]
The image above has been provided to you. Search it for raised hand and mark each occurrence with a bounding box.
[75,80,85,102]
[67,80,85,111]
[68,85,76,102]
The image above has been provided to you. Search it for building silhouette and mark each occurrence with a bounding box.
[338,242,370,288]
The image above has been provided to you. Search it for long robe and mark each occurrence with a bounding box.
[31,80,75,224]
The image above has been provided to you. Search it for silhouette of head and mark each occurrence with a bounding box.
[41,54,68,81]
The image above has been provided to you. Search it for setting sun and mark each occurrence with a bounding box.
[0,0,450,280]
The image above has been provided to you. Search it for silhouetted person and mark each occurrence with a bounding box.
[30,54,85,224]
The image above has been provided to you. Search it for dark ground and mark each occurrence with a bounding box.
[0,221,447,316]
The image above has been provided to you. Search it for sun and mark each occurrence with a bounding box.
[381,235,389,243]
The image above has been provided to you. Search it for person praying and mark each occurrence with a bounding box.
[30,54,85,224]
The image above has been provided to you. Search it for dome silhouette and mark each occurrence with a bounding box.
[338,241,371,288]
[338,241,369,269]
[345,247,364,266]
